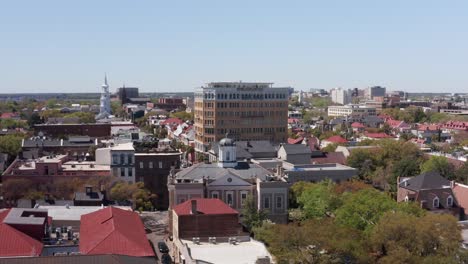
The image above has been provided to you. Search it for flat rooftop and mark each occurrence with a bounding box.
[283,162,356,171]
[182,239,272,264]
[38,205,132,221]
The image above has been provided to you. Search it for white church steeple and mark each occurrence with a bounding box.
[96,74,111,120]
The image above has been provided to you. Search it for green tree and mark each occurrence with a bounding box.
[242,195,268,231]
[420,156,456,179]
[370,211,461,263]
[297,181,341,219]
[346,149,377,181]
[335,188,396,231]
[0,134,23,157]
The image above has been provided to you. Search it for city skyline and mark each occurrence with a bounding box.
[1,0,468,93]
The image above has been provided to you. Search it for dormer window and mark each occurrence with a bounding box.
[447,196,453,207]
[433,197,439,208]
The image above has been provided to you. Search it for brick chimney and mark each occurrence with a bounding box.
[190,200,197,215]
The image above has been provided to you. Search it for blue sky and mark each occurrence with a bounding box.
[0,0,467,93]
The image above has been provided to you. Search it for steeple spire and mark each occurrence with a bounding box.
[104,73,108,86]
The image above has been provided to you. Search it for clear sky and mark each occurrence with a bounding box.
[0,0,467,93]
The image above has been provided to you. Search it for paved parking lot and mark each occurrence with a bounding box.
[140,211,175,263]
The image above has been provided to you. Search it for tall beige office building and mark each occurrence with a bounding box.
[194,82,289,152]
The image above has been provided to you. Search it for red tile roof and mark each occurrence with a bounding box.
[79,207,154,257]
[287,137,304,144]
[311,152,346,165]
[0,209,43,257]
[161,118,184,125]
[324,135,348,143]
[173,198,239,216]
[288,118,300,124]
[0,112,19,119]
[363,132,394,139]
[453,183,468,215]
[418,124,441,131]
[351,122,365,128]
[442,121,468,131]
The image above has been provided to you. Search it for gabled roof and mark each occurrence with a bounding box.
[280,144,312,155]
[453,183,468,215]
[0,254,157,264]
[324,135,348,144]
[173,198,238,216]
[399,171,451,191]
[79,207,154,257]
[0,209,43,257]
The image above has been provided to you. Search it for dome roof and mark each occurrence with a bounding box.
[219,134,235,146]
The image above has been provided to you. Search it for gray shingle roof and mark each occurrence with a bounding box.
[399,171,451,191]
[175,162,271,182]
[280,144,312,155]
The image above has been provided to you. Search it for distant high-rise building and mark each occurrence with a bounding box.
[117,86,139,104]
[366,86,386,99]
[194,82,289,152]
[96,75,111,120]
[330,88,352,105]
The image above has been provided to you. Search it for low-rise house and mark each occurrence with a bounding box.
[0,208,45,257]
[359,132,395,141]
[320,135,348,148]
[277,144,313,164]
[351,122,365,132]
[397,172,461,217]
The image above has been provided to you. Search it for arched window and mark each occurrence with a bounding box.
[447,196,453,207]
[433,197,439,208]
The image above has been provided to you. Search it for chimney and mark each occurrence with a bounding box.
[451,180,455,189]
[190,200,197,215]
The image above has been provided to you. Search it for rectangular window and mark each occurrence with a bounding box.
[276,196,282,209]
[120,168,126,177]
[159,161,163,169]
[264,197,270,209]
[226,192,234,206]
[128,168,133,177]
[241,192,248,206]
[139,162,144,169]
[112,155,118,164]
[149,162,153,169]
[120,154,125,164]
[211,191,219,199]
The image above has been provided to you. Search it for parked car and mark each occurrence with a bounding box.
[161,253,172,264]
[158,241,169,253]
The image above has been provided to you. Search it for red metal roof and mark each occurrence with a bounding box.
[324,135,348,143]
[0,209,43,257]
[79,207,154,257]
[161,117,184,125]
[351,122,365,128]
[173,198,239,216]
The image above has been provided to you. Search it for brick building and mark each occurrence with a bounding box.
[172,199,242,239]
[34,123,111,138]
[135,151,181,210]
